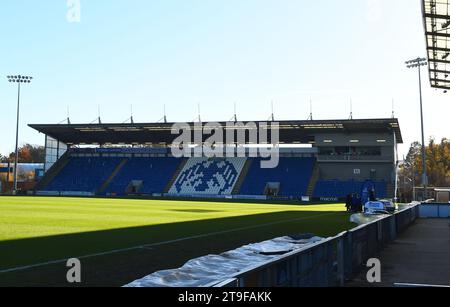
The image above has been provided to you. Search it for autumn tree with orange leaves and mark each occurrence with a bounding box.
[399,138,450,201]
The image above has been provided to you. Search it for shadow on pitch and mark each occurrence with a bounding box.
[0,210,352,273]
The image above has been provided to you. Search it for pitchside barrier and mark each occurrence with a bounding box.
[419,203,450,218]
[206,204,420,287]
[36,191,95,197]
[162,193,269,200]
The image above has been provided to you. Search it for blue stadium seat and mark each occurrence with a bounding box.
[239,157,315,197]
[45,157,122,192]
[313,180,387,198]
[168,158,246,195]
[44,156,183,195]
[105,157,181,195]
[43,153,386,200]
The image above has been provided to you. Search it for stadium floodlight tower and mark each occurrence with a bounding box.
[405,57,428,200]
[6,75,33,195]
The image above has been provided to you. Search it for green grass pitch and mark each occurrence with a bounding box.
[0,197,354,286]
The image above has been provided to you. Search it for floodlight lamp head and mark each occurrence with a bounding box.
[7,75,33,84]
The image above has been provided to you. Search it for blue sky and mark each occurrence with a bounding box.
[0,0,448,157]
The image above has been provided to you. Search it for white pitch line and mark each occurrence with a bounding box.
[0,212,337,274]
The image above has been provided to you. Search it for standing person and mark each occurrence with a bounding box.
[355,194,363,212]
[345,194,352,212]
[350,193,357,212]
[352,193,361,212]
[369,188,376,201]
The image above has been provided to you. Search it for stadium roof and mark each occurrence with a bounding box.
[29,118,403,146]
[422,0,450,90]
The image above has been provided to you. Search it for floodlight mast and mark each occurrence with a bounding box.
[6,75,33,195]
[405,57,428,200]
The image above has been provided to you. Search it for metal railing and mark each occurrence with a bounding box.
[209,204,420,287]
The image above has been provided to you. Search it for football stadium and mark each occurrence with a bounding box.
[1,0,449,291]
[1,118,400,286]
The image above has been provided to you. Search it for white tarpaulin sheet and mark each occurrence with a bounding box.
[350,213,386,225]
[125,234,323,287]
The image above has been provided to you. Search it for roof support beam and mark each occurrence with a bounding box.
[430,78,450,84]
[427,46,450,52]
[428,58,450,64]
[426,31,450,38]
[429,68,450,74]
[429,83,450,90]
[424,13,450,20]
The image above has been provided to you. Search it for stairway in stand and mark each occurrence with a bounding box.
[306,163,320,198]
[35,152,70,191]
[232,159,252,195]
[97,158,128,195]
[163,159,188,194]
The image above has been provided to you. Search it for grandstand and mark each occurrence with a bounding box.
[30,118,402,201]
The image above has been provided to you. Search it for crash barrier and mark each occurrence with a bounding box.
[419,203,450,218]
[210,204,420,287]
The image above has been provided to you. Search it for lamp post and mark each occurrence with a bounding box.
[405,58,428,201]
[404,157,416,202]
[412,161,416,201]
[6,75,33,195]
